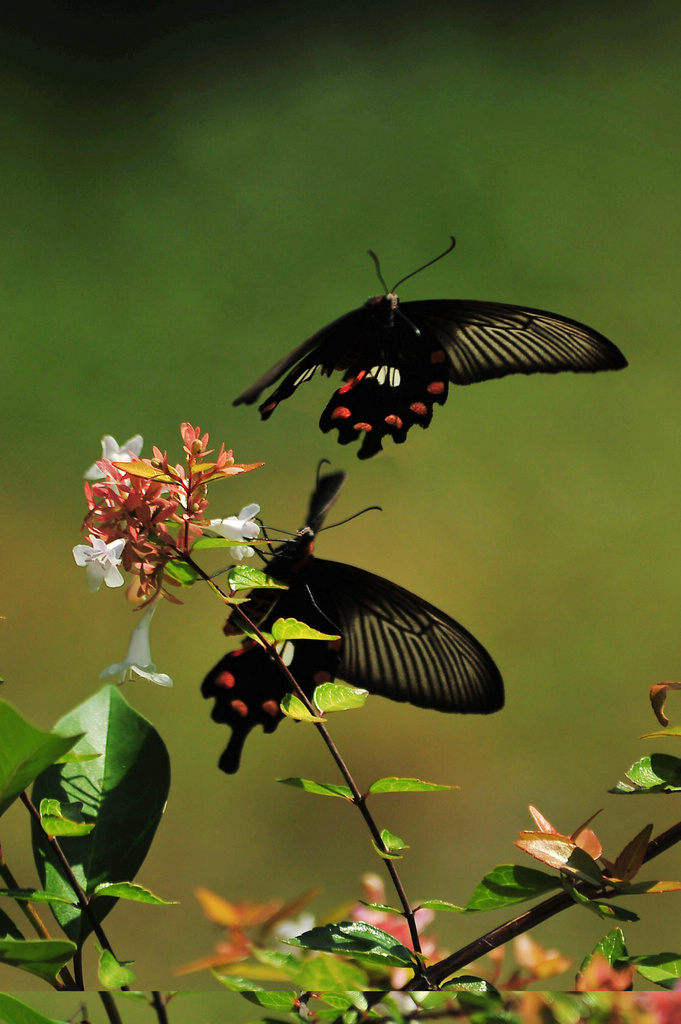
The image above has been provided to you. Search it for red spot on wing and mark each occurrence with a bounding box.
[328,639,342,651]
[430,350,446,364]
[427,381,445,395]
[230,699,249,717]
[410,402,428,416]
[261,700,279,717]
[262,401,277,415]
[314,671,332,684]
[216,671,236,688]
[353,422,372,431]
[384,414,403,429]
[331,406,352,420]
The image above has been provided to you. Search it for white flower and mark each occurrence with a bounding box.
[73,536,126,592]
[100,605,173,687]
[85,434,144,481]
[208,503,260,560]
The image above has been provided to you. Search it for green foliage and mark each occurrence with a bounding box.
[280,694,324,722]
[38,799,95,838]
[0,699,82,818]
[611,753,681,793]
[0,994,70,1024]
[0,937,77,984]
[278,776,353,799]
[31,685,171,948]
[96,945,137,989]
[284,920,418,969]
[226,565,289,591]
[368,776,457,794]
[271,618,339,642]
[93,881,177,904]
[313,682,368,712]
[464,864,561,911]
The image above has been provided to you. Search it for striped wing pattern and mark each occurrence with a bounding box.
[306,559,504,714]
[403,300,627,385]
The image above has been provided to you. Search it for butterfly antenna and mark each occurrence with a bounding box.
[391,235,457,291]
[316,458,331,488]
[303,583,342,635]
[368,249,390,294]
[320,505,382,531]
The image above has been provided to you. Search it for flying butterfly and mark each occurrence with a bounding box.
[202,469,504,773]
[234,238,628,459]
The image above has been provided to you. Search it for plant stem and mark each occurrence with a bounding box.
[20,791,128,990]
[182,551,427,975]
[0,838,77,989]
[151,992,170,1024]
[413,816,681,989]
[98,991,123,1024]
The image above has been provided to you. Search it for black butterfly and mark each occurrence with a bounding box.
[201,470,504,773]
[233,238,627,459]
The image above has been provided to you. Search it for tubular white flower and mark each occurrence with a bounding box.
[85,434,144,481]
[73,536,126,592]
[99,605,173,687]
[208,503,260,560]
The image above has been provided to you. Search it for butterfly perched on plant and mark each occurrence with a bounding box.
[202,469,504,773]
[233,238,627,459]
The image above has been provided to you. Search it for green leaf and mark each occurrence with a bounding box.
[284,921,418,969]
[162,560,200,586]
[562,880,639,922]
[39,799,95,837]
[580,928,628,973]
[193,537,261,550]
[358,900,402,914]
[227,566,288,591]
[296,951,369,990]
[419,899,465,912]
[54,750,101,764]
[31,685,171,948]
[0,888,76,906]
[629,952,681,988]
[380,828,409,852]
[214,976,265,991]
[93,881,178,905]
[610,753,681,793]
[277,777,353,799]
[641,726,681,738]
[97,946,136,989]
[368,776,458,794]
[271,618,340,642]
[560,846,605,887]
[313,682,367,713]
[444,976,504,1013]
[0,993,71,1024]
[0,937,77,984]
[241,991,297,1011]
[280,693,324,722]
[0,699,82,817]
[465,864,561,911]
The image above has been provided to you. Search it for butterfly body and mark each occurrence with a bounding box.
[202,471,504,773]
[234,243,627,458]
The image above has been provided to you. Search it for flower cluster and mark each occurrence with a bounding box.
[74,425,263,687]
[78,424,262,603]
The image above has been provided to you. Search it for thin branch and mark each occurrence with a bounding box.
[98,991,123,1024]
[150,992,170,1024]
[413,815,681,989]
[20,791,128,990]
[0,838,77,990]
[181,551,427,975]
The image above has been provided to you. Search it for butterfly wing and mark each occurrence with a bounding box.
[232,307,368,411]
[304,558,504,714]
[201,579,342,773]
[305,469,347,535]
[402,300,627,384]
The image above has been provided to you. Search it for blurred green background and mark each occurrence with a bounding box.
[2,0,681,1004]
